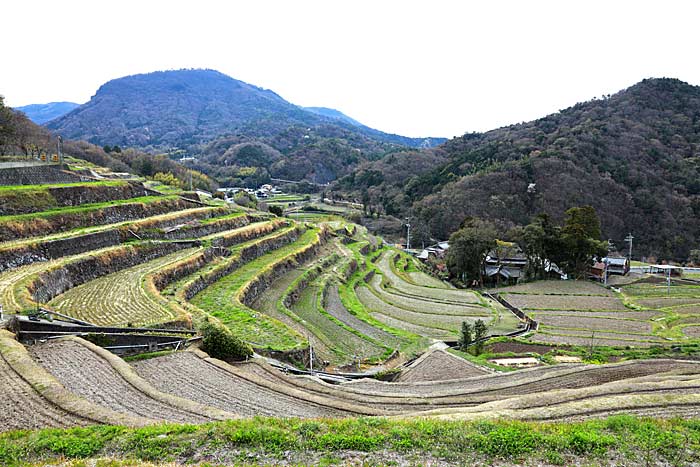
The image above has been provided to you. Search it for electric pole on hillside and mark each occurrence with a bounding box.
[57,136,63,165]
[625,233,634,261]
[405,218,411,251]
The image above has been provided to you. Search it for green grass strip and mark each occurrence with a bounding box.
[4,416,700,467]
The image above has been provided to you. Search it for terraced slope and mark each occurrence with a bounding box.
[189,227,321,350]
[350,251,518,341]
[0,244,127,313]
[133,351,357,418]
[324,285,401,348]
[397,349,490,383]
[31,340,211,424]
[289,280,388,366]
[0,195,198,240]
[498,280,666,347]
[621,279,700,340]
[0,346,89,431]
[49,248,199,326]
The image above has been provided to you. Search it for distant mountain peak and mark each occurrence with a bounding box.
[45,68,445,151]
[303,106,364,127]
[15,101,79,124]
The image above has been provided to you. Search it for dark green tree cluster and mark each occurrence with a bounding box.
[458,319,487,355]
[446,218,498,286]
[448,206,607,284]
[200,322,253,361]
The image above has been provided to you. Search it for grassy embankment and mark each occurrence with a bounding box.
[189,227,323,351]
[2,416,698,467]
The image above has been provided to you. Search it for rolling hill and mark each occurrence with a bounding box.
[335,78,700,261]
[45,69,445,184]
[15,101,79,124]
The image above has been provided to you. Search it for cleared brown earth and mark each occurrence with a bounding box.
[0,351,88,431]
[495,280,614,296]
[132,351,352,418]
[31,340,209,424]
[529,310,661,320]
[532,333,658,347]
[505,293,627,311]
[534,314,652,333]
[397,349,490,383]
[683,326,700,338]
[634,297,700,309]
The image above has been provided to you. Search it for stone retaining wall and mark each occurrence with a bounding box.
[29,241,198,304]
[0,197,198,240]
[151,220,288,292]
[282,254,339,309]
[183,227,303,300]
[0,165,85,185]
[239,229,329,307]
[0,230,121,273]
[0,182,148,216]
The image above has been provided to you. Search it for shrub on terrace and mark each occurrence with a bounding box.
[200,322,253,361]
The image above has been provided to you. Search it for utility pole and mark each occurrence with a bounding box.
[667,267,671,296]
[603,259,608,286]
[625,233,634,261]
[189,171,193,191]
[405,218,411,251]
[308,337,314,374]
[57,136,63,165]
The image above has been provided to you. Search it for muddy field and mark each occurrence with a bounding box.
[0,351,88,431]
[397,350,490,383]
[494,280,614,296]
[505,293,627,311]
[132,351,351,418]
[534,314,653,333]
[532,333,658,348]
[31,340,208,424]
[324,285,400,346]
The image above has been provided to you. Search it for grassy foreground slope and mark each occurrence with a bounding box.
[3,416,699,466]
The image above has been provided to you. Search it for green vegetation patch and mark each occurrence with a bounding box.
[190,228,320,351]
[5,416,700,467]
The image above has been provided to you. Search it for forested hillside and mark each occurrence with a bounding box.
[15,102,79,124]
[0,96,215,190]
[46,69,444,185]
[336,78,700,261]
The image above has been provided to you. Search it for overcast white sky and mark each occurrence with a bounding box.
[3,0,699,138]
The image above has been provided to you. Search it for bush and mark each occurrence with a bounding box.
[200,322,253,361]
[269,205,284,216]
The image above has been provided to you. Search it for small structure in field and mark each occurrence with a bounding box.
[490,357,540,368]
[484,241,528,286]
[649,264,683,277]
[604,256,630,275]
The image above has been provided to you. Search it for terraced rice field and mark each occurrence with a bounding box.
[290,284,387,364]
[397,349,490,382]
[324,285,402,348]
[377,253,481,304]
[49,248,199,326]
[505,293,627,311]
[189,229,320,350]
[620,281,700,339]
[498,280,669,347]
[31,340,209,424]
[133,351,352,418]
[348,250,518,341]
[356,284,457,339]
[0,244,126,313]
[0,348,88,431]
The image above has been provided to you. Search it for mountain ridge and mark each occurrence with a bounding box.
[16,101,79,124]
[335,77,700,261]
